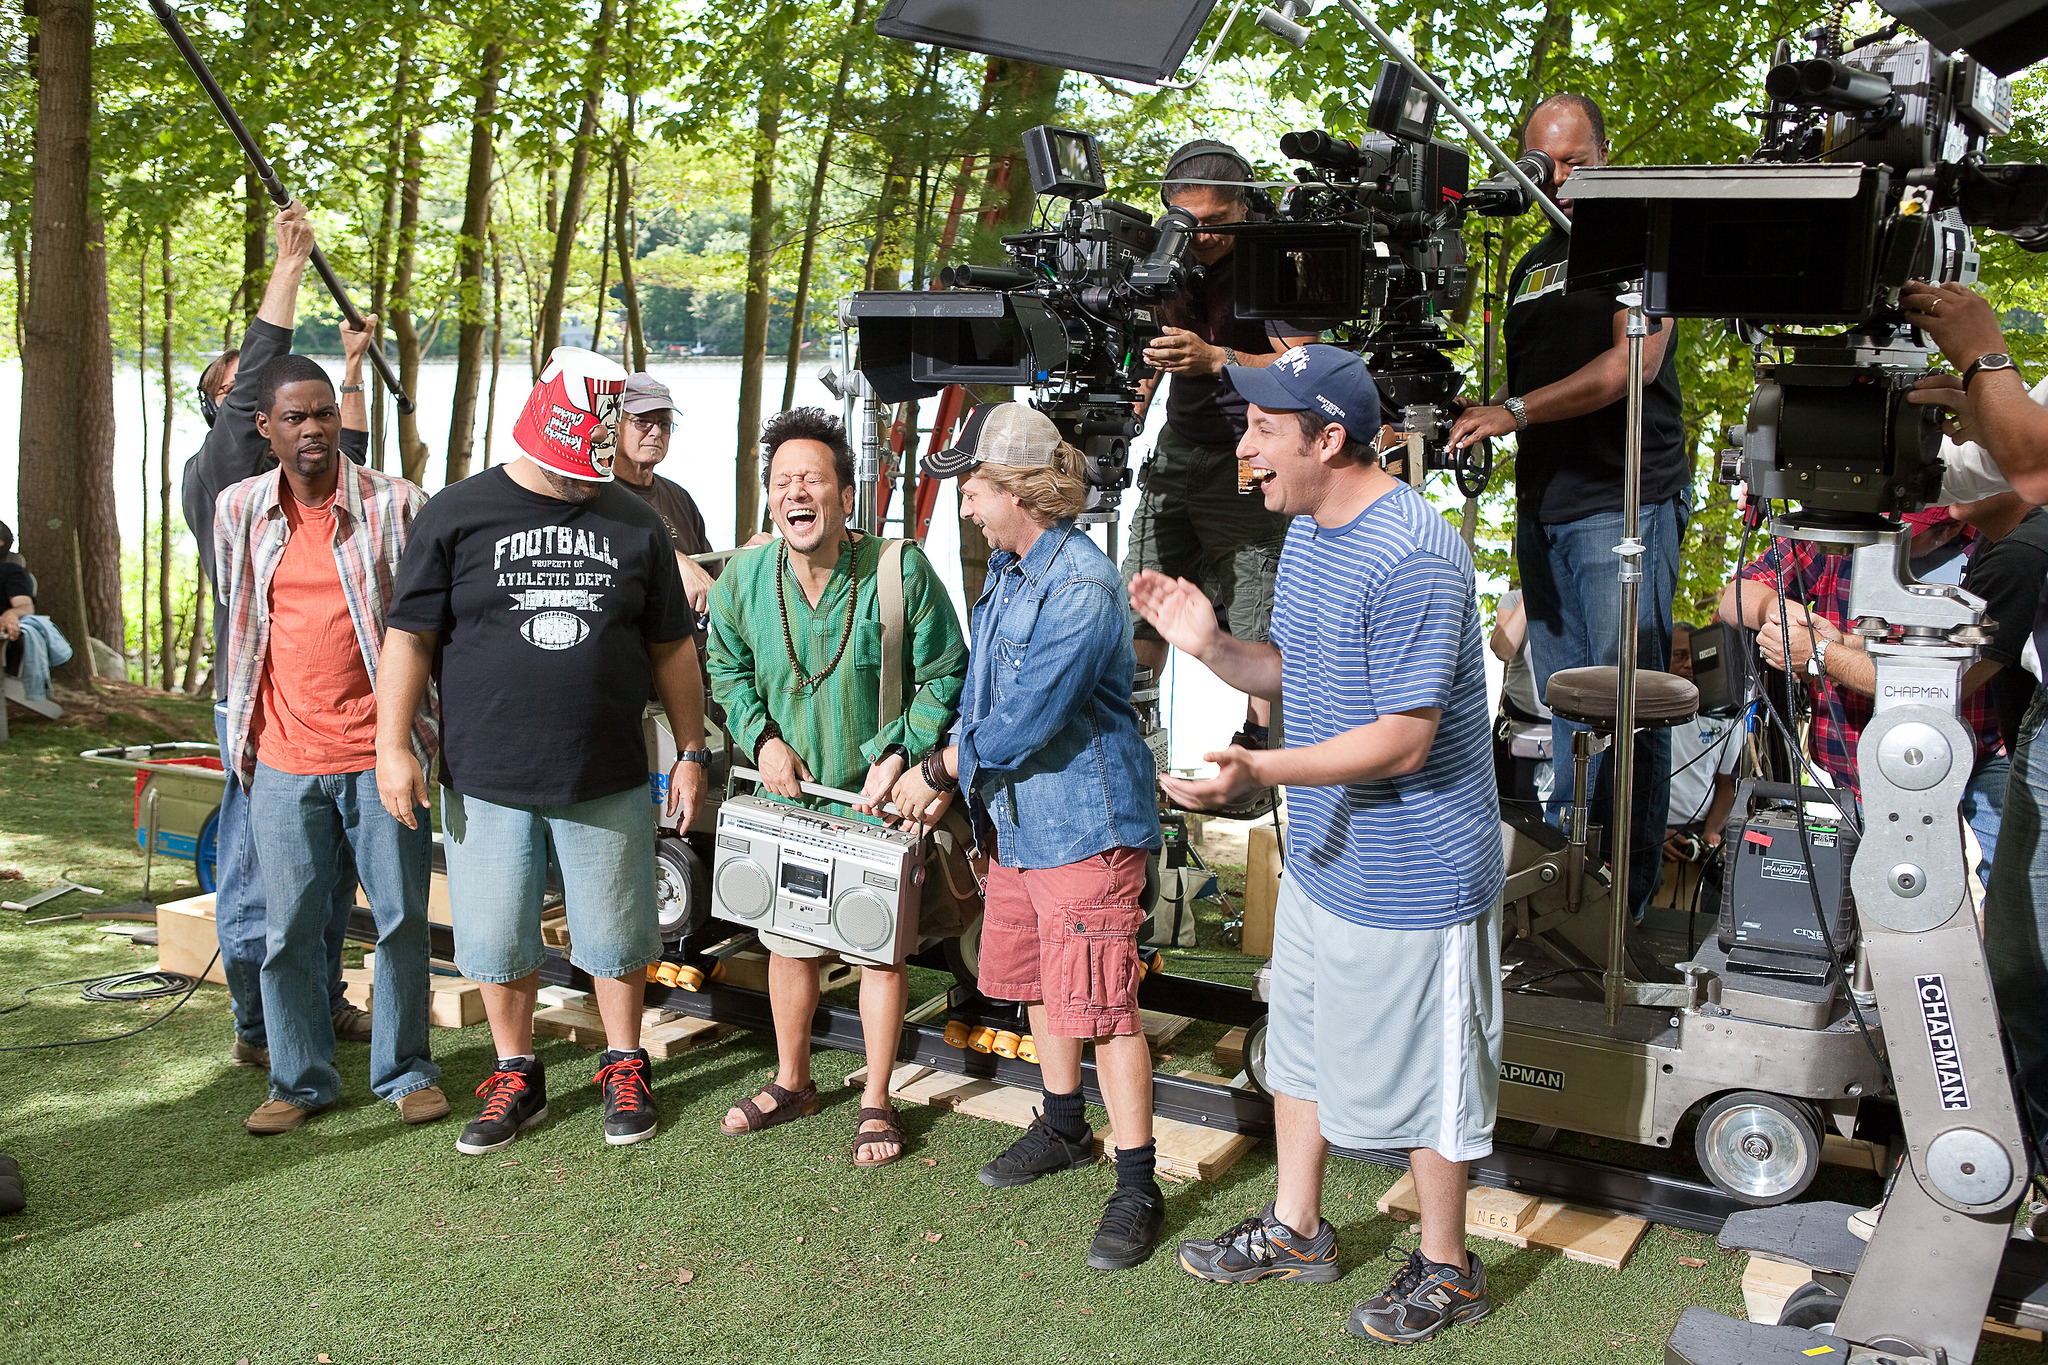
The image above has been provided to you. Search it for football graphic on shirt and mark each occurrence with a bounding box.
[521,610,591,651]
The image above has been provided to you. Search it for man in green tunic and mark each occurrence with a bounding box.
[705,407,967,1166]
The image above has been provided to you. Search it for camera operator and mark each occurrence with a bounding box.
[1135,346,1503,1345]
[1445,93,1687,922]
[1124,140,1318,752]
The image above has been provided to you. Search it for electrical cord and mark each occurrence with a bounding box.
[0,950,218,1052]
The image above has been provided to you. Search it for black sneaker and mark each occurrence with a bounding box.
[1348,1246,1491,1344]
[456,1059,549,1155]
[596,1050,659,1146]
[1177,1201,1341,1283]
[979,1114,1096,1187]
[1087,1182,1166,1270]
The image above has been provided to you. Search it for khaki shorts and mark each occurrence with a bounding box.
[1121,425,1291,645]
[757,927,843,963]
[977,848,1149,1039]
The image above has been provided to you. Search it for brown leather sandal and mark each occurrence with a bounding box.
[720,1081,820,1135]
[853,1104,908,1167]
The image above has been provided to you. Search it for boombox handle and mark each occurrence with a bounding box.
[729,766,907,820]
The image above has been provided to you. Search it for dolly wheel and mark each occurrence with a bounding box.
[1242,1015,1271,1097]
[655,837,707,942]
[1777,1281,1843,1330]
[943,913,983,990]
[1694,1091,1822,1205]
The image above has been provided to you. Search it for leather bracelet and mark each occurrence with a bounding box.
[922,748,957,793]
[340,383,365,394]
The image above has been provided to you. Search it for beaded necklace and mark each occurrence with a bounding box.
[776,534,859,694]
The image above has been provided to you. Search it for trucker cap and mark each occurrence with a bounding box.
[622,373,675,416]
[921,403,1063,479]
[1225,343,1382,444]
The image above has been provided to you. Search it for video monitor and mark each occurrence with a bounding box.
[1232,225,1366,328]
[1023,125,1107,200]
[875,0,1218,86]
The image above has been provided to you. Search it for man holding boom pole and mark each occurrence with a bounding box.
[182,201,374,1071]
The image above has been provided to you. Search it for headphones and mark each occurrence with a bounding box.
[1161,139,1274,219]
[197,376,221,429]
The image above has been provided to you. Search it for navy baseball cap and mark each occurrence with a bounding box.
[1225,343,1382,443]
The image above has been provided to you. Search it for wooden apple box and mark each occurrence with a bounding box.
[155,894,228,986]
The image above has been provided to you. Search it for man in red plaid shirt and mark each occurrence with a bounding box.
[1717,536,2008,874]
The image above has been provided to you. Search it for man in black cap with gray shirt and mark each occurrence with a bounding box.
[614,373,715,615]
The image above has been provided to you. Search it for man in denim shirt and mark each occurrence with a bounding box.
[894,402,1166,1272]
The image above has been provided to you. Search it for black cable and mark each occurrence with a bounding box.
[0,950,217,1052]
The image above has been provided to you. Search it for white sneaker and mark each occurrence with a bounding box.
[1847,1203,1881,1241]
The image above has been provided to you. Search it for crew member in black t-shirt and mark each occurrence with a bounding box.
[376,348,710,1156]
[1,519,41,688]
[1446,93,1688,920]
[1121,140,1317,747]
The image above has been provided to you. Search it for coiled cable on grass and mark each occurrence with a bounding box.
[0,951,217,1051]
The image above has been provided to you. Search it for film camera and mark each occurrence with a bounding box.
[848,124,1201,521]
[1227,60,1555,495]
[1564,25,2047,529]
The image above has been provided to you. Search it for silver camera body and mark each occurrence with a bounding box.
[711,793,924,966]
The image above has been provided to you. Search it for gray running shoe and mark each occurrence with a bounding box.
[1177,1201,1340,1283]
[1348,1246,1490,1344]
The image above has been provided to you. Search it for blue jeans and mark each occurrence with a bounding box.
[1988,691,2048,1164]
[211,705,354,1045]
[1517,496,1686,919]
[442,785,660,983]
[249,762,437,1108]
[1965,751,2009,888]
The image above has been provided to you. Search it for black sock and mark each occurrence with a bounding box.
[1042,1087,1087,1142]
[1114,1140,1158,1190]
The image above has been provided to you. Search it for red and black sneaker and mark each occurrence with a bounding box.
[455,1058,549,1156]
[595,1049,659,1146]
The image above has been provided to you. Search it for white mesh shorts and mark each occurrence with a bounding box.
[1264,873,1503,1161]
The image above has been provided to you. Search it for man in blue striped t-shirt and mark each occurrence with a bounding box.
[1132,344,1505,1346]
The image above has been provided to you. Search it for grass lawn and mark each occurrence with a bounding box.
[0,690,2029,1364]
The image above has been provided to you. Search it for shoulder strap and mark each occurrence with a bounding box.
[878,538,908,727]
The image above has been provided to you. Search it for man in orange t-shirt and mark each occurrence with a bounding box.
[214,348,444,1136]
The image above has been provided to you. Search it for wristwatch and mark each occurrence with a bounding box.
[1805,636,1829,679]
[879,743,909,767]
[1223,346,1240,367]
[340,383,364,394]
[675,748,714,766]
[1504,396,1529,432]
[1963,352,2017,389]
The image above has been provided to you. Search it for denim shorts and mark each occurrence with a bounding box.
[442,784,660,983]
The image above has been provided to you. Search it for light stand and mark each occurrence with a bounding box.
[1602,287,1651,1026]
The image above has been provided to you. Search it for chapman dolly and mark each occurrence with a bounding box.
[78,742,227,895]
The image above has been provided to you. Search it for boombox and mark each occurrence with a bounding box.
[711,792,925,966]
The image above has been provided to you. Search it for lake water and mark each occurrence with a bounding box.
[0,355,1278,768]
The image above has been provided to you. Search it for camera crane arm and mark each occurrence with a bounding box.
[145,0,415,416]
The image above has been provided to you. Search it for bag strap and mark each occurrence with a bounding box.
[878,538,908,727]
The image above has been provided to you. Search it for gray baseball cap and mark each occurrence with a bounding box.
[622,373,674,416]
[921,403,1062,478]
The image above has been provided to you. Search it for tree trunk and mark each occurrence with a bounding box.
[159,225,175,691]
[76,210,121,652]
[591,151,616,355]
[16,0,92,686]
[391,120,429,483]
[368,25,415,474]
[782,0,862,410]
[614,122,646,372]
[734,59,783,541]
[538,0,617,357]
[866,153,912,291]
[445,39,504,488]
[484,224,503,468]
[135,235,149,687]
[181,577,205,695]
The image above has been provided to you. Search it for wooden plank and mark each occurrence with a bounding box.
[641,1014,732,1061]
[155,894,227,986]
[1141,1010,1192,1051]
[1214,1026,1248,1076]
[1820,1133,1889,1174]
[1377,1171,1649,1271]
[356,869,453,928]
[532,1002,608,1046]
[1740,1254,1812,1325]
[1241,825,1280,956]
[713,949,858,995]
[427,975,486,1029]
[340,967,373,1011]
[1467,1185,1540,1234]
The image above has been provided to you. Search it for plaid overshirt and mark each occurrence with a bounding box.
[1736,539,2002,797]
[214,461,438,787]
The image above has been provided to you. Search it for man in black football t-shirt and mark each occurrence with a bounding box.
[1121,141,1318,747]
[1446,93,1689,920]
[377,376,709,1156]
